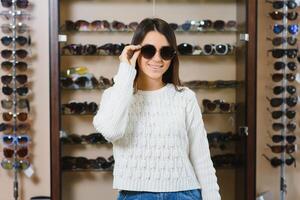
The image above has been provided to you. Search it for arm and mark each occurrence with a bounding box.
[186,91,221,200]
[93,62,136,142]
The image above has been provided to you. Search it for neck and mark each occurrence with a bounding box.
[136,76,166,91]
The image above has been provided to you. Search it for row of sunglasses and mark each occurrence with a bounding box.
[61,154,242,170]
[64,19,237,32]
[60,99,237,115]
[1,0,29,9]
[61,74,241,90]
[62,155,114,171]
[62,43,234,56]
[60,131,242,146]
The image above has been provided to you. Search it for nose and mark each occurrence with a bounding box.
[152,49,163,62]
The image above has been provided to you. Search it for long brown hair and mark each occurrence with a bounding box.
[131,18,183,93]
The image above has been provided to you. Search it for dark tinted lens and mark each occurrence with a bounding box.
[272,73,283,82]
[272,123,284,131]
[287,122,296,131]
[215,44,227,54]
[286,110,296,119]
[141,45,156,59]
[273,86,284,95]
[272,135,284,143]
[169,23,178,31]
[286,135,296,144]
[286,73,295,81]
[219,102,230,111]
[1,75,12,84]
[16,49,28,58]
[2,135,13,145]
[160,46,175,60]
[286,85,296,94]
[286,97,297,107]
[270,98,283,107]
[272,1,284,9]
[287,37,297,45]
[270,11,284,20]
[16,0,29,8]
[287,62,297,71]
[272,37,285,46]
[273,62,285,70]
[60,77,73,87]
[287,1,297,9]
[1,50,12,59]
[213,20,225,30]
[271,110,283,119]
[1,0,12,7]
[83,44,97,55]
[287,12,298,20]
[1,36,12,46]
[16,36,28,46]
[178,43,193,55]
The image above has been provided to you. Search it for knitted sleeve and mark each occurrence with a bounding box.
[93,62,136,142]
[186,90,221,200]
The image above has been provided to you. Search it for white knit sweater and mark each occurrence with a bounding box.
[93,62,221,200]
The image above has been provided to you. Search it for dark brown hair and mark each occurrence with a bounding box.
[131,18,183,93]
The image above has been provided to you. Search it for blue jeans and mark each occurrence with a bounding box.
[117,189,202,200]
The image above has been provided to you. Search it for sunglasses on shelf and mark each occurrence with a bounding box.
[0,10,30,21]
[273,61,297,71]
[2,134,30,146]
[272,122,296,132]
[271,73,296,82]
[268,108,296,119]
[1,99,30,111]
[65,20,111,31]
[267,144,296,154]
[202,99,233,112]
[1,0,28,8]
[177,43,194,55]
[111,20,127,31]
[269,11,298,21]
[266,0,298,9]
[0,122,30,132]
[1,23,29,34]
[1,74,28,85]
[62,102,98,115]
[99,76,113,89]
[273,85,296,95]
[60,76,99,88]
[203,44,233,55]
[2,85,28,96]
[268,36,297,46]
[1,158,30,170]
[1,36,29,46]
[97,43,125,56]
[267,96,298,107]
[271,135,296,144]
[273,24,299,35]
[262,154,296,168]
[62,44,98,55]
[268,49,298,59]
[81,133,108,144]
[2,112,28,121]
[140,44,176,60]
[1,49,28,59]
[3,147,28,158]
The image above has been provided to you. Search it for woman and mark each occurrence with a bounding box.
[93,18,221,200]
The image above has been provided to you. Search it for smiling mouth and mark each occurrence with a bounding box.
[148,64,162,69]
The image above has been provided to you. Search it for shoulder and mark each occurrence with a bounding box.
[168,84,197,104]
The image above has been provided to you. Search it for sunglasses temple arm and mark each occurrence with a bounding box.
[262,154,271,162]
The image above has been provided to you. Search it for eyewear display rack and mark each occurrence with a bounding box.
[49,0,257,200]
[0,1,31,200]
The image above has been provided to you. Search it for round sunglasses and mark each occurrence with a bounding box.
[1,0,29,8]
[2,112,28,121]
[273,61,297,71]
[269,11,298,21]
[3,147,28,158]
[140,44,176,60]
[2,135,30,146]
[1,158,30,170]
[1,36,28,46]
[273,85,296,95]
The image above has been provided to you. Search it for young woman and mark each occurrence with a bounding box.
[93,18,221,200]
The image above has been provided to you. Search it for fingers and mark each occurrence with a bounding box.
[119,45,141,65]
[130,48,141,64]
